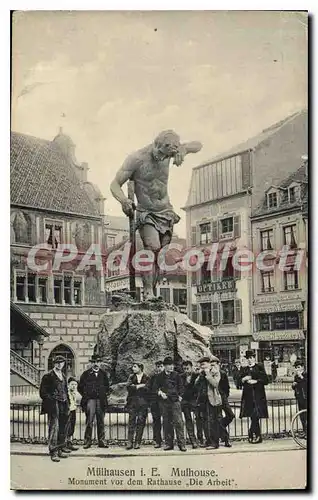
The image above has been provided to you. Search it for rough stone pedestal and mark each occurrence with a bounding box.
[96,297,212,385]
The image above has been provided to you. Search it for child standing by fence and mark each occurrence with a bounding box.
[66,377,79,451]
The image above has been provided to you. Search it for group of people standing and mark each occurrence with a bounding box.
[40,354,110,462]
[39,348,307,462]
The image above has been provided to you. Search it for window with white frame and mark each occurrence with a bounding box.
[260,229,274,251]
[173,288,187,306]
[200,302,212,325]
[38,277,48,303]
[220,217,233,234]
[283,224,297,248]
[54,277,63,304]
[74,280,82,305]
[267,192,278,208]
[261,270,275,293]
[16,274,26,301]
[53,275,83,305]
[284,270,299,291]
[15,271,47,303]
[221,300,235,324]
[199,222,211,244]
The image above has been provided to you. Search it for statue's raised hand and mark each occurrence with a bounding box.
[121,199,135,217]
[173,145,187,167]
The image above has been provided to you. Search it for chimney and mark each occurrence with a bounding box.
[81,162,89,182]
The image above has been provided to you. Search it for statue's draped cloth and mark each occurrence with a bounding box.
[135,207,180,236]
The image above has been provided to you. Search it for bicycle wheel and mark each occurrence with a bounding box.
[291,410,307,449]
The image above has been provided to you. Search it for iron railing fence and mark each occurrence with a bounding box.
[229,380,294,392]
[10,399,300,444]
[10,385,39,397]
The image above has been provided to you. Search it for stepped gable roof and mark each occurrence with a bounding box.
[196,110,307,169]
[10,131,100,217]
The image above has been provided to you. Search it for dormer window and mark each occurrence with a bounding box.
[288,184,300,203]
[267,192,277,208]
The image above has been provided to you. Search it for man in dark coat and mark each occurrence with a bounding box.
[232,359,242,389]
[181,361,199,449]
[195,356,232,449]
[78,354,110,449]
[239,350,269,444]
[39,355,70,462]
[292,360,307,433]
[153,356,186,451]
[146,360,164,448]
[126,363,149,450]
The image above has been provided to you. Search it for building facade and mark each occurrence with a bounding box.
[250,161,308,376]
[183,110,308,369]
[10,129,108,385]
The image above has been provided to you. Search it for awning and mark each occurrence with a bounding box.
[10,301,50,339]
[253,330,305,341]
[253,301,304,314]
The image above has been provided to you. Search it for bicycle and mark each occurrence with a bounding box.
[291,409,307,449]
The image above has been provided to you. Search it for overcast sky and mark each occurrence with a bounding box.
[12,11,307,236]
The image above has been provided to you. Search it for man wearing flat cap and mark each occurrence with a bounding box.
[153,356,186,451]
[195,355,233,449]
[239,350,269,444]
[78,354,110,449]
[39,355,70,462]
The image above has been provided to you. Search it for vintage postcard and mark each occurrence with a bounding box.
[10,10,308,491]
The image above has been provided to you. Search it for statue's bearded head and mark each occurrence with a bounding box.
[153,130,180,160]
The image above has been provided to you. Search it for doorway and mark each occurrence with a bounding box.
[48,344,75,378]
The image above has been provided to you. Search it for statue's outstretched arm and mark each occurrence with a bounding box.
[173,141,203,166]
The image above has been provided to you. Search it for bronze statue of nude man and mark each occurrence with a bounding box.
[110,130,202,299]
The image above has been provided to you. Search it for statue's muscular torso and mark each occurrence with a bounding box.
[124,145,173,213]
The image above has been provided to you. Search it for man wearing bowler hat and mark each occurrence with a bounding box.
[239,350,269,444]
[153,356,186,451]
[39,355,70,462]
[78,354,110,449]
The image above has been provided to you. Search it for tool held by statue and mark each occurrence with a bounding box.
[127,180,136,300]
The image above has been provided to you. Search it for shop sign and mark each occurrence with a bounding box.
[253,302,303,314]
[211,335,238,344]
[253,293,302,305]
[196,291,236,303]
[105,278,129,292]
[253,330,305,341]
[197,279,236,294]
[250,342,259,350]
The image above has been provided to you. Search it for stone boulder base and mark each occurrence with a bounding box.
[97,309,211,383]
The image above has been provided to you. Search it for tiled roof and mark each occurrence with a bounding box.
[252,161,308,217]
[11,131,100,217]
[196,110,306,168]
[280,162,308,188]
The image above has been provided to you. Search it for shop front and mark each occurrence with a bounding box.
[253,330,305,379]
[253,296,306,379]
[210,335,239,375]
